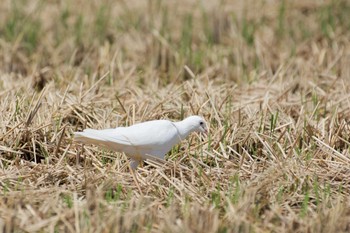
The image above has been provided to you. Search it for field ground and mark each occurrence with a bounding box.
[1,0,350,232]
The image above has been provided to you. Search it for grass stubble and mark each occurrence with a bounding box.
[1,0,350,232]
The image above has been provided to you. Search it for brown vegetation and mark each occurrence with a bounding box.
[1,0,350,232]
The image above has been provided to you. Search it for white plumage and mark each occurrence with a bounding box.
[74,115,207,169]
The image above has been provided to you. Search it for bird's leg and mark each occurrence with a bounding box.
[129,159,140,170]
[129,159,143,194]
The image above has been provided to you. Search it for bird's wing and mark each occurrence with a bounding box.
[74,120,179,157]
[118,120,179,147]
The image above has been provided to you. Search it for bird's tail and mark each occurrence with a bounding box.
[74,129,112,148]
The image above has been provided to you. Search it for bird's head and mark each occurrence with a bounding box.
[184,115,208,135]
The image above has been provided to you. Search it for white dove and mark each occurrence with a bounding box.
[74,115,208,170]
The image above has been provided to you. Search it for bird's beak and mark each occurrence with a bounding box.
[203,128,208,135]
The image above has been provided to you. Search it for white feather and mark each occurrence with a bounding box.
[74,115,207,169]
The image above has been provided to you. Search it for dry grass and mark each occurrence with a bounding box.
[1,0,350,232]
